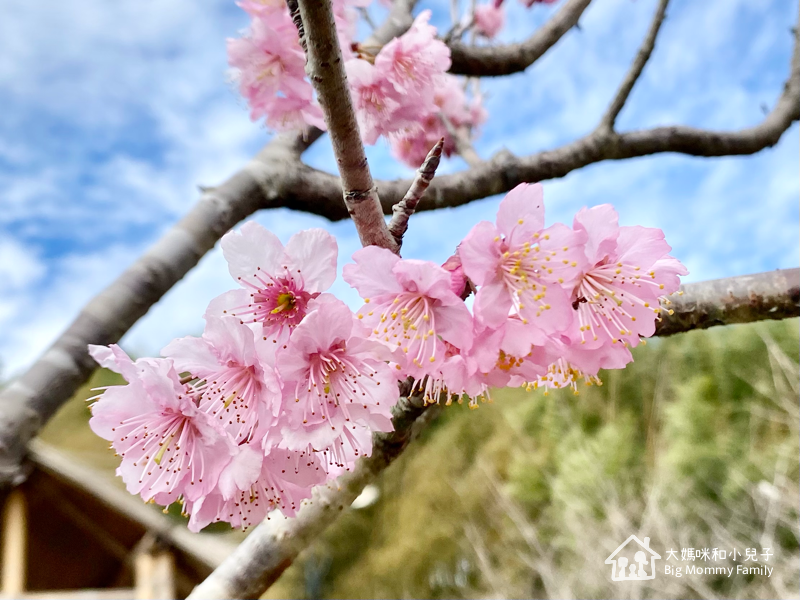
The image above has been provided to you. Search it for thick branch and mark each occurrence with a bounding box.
[655,268,800,336]
[387,138,444,250]
[296,0,398,252]
[600,0,669,130]
[448,0,592,76]
[188,269,799,599]
[0,130,323,488]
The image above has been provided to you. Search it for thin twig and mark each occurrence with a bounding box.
[440,113,482,167]
[599,0,669,130]
[387,138,445,250]
[294,0,399,252]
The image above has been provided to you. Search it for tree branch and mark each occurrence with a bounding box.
[599,0,669,130]
[440,112,483,168]
[447,0,593,76]
[387,138,444,250]
[187,268,799,599]
[0,129,324,488]
[655,268,800,337]
[295,0,398,252]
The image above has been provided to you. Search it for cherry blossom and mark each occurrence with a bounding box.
[87,345,232,504]
[460,183,587,337]
[227,11,323,130]
[276,299,398,472]
[374,10,451,100]
[184,445,325,531]
[161,315,281,445]
[210,222,338,338]
[474,3,505,39]
[343,245,474,380]
[570,204,688,349]
[389,75,487,167]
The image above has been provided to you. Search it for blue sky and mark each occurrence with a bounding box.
[1,0,797,377]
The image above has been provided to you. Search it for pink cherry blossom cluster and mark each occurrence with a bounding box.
[227,3,490,167]
[88,183,685,531]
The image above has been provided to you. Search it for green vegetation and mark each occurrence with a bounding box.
[39,320,800,599]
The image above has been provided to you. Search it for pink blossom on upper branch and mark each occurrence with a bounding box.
[87,345,232,504]
[277,299,398,473]
[374,10,451,98]
[569,204,688,349]
[349,10,452,145]
[459,183,587,337]
[345,59,408,145]
[227,11,325,130]
[209,223,338,339]
[389,75,487,167]
[343,246,474,381]
[474,3,505,39]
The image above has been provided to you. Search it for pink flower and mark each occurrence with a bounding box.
[161,316,281,445]
[276,299,398,472]
[343,245,474,379]
[375,10,451,99]
[237,0,287,17]
[210,223,338,338]
[459,183,587,336]
[474,4,505,39]
[88,345,232,504]
[530,337,632,394]
[227,12,324,130]
[263,89,327,132]
[442,253,468,297]
[468,318,548,390]
[184,445,325,531]
[570,204,688,348]
[389,75,487,167]
[411,341,491,409]
[346,59,408,145]
[348,10,452,145]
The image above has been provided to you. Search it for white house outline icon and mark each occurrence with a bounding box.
[605,535,661,581]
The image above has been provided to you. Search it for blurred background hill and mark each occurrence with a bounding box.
[35,319,799,599]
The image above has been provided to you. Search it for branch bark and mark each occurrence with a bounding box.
[655,268,800,337]
[448,0,593,76]
[187,268,800,599]
[599,0,669,130]
[387,138,444,250]
[296,0,398,252]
